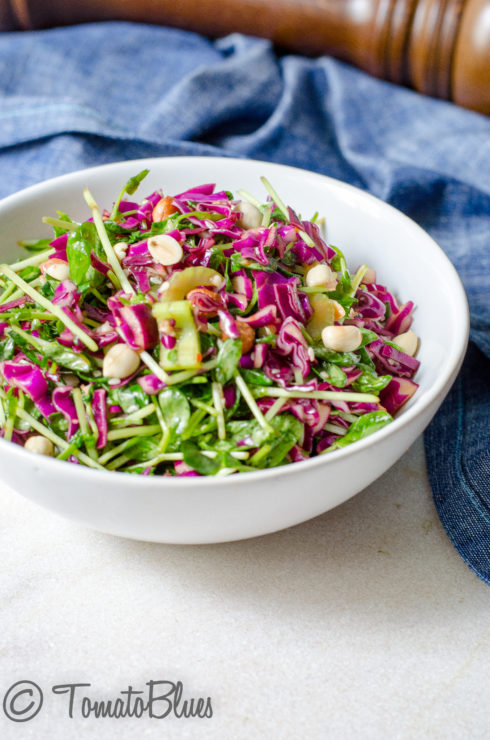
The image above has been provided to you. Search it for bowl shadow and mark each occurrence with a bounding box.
[102,439,486,628]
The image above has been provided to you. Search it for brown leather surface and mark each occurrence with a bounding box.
[1,0,489,114]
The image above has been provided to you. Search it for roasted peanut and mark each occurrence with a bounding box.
[152,196,178,222]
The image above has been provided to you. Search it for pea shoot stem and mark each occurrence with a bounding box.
[251,387,379,403]
[83,188,133,293]
[165,359,217,386]
[260,177,290,223]
[14,406,104,470]
[235,373,274,434]
[72,387,98,461]
[264,397,287,421]
[10,248,54,271]
[107,424,162,442]
[139,350,169,384]
[0,264,98,352]
[212,382,226,440]
[236,189,263,210]
[42,216,79,232]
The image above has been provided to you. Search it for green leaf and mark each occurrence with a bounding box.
[357,347,375,370]
[18,266,41,282]
[209,247,227,272]
[110,170,151,221]
[353,371,391,394]
[281,250,297,268]
[240,368,274,386]
[10,329,93,373]
[250,430,297,469]
[243,414,303,468]
[129,437,162,463]
[123,217,176,243]
[384,339,406,353]
[215,338,242,385]
[0,336,15,361]
[8,331,44,367]
[200,333,217,357]
[108,384,150,414]
[227,419,263,446]
[13,397,36,431]
[159,388,191,441]
[359,328,379,347]
[246,263,276,273]
[46,412,69,436]
[270,413,303,440]
[18,238,52,253]
[43,344,93,373]
[124,169,150,196]
[127,466,157,475]
[314,346,360,365]
[184,376,208,386]
[67,222,104,287]
[326,411,392,451]
[271,207,287,222]
[36,321,59,341]
[40,281,55,299]
[227,413,302,449]
[323,289,356,312]
[103,220,135,235]
[230,252,244,272]
[255,335,276,345]
[175,211,224,224]
[54,212,73,237]
[322,364,347,388]
[329,245,352,292]
[181,441,221,475]
[5,388,18,439]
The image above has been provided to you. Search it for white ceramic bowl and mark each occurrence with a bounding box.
[0,157,469,543]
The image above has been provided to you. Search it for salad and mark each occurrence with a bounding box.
[0,171,420,477]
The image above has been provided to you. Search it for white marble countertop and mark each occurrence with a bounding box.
[1,436,489,739]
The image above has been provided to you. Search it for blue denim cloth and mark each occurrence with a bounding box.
[0,22,489,581]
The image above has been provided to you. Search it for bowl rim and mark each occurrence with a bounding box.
[0,155,470,488]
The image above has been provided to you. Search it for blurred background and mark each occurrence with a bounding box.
[1,0,489,114]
